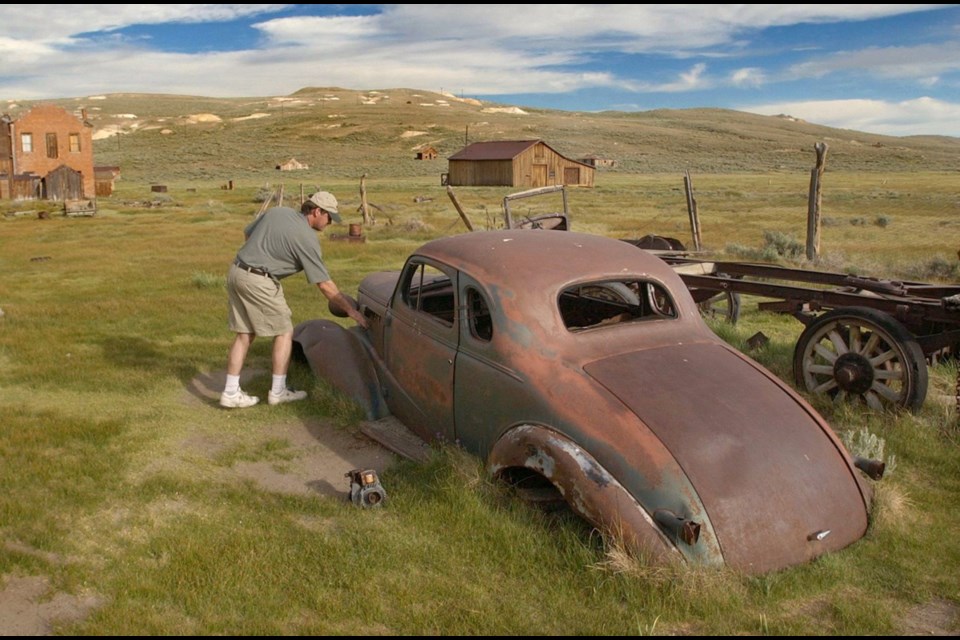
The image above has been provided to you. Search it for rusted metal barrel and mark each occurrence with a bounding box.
[349,223,362,237]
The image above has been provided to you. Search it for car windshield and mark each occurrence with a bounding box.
[559,279,677,331]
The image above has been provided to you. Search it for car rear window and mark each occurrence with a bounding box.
[559,279,677,331]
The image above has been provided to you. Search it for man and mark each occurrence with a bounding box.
[220,191,368,408]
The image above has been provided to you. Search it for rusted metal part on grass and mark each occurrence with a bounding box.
[854,457,886,481]
[653,509,701,546]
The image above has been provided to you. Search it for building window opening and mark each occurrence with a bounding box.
[46,133,59,159]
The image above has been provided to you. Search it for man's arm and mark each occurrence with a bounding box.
[316,280,368,329]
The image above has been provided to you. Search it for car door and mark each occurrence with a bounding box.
[382,258,458,442]
[453,272,531,457]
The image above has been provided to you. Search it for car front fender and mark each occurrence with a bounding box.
[292,319,389,420]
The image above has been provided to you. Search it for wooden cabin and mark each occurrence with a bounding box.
[580,155,616,168]
[415,145,438,160]
[94,165,121,197]
[445,139,594,188]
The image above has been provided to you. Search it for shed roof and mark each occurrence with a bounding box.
[448,140,541,161]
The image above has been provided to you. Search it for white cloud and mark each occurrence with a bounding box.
[332,5,943,51]
[787,42,960,81]
[731,67,765,87]
[0,4,957,136]
[0,35,58,65]
[659,63,712,92]
[0,5,288,40]
[741,97,960,137]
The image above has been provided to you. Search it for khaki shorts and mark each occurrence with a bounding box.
[227,263,293,336]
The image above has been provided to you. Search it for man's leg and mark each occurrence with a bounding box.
[268,330,307,405]
[221,333,259,408]
[227,332,254,376]
[271,330,292,376]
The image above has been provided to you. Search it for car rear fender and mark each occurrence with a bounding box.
[487,424,723,568]
[292,319,389,421]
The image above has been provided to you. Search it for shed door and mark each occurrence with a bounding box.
[532,164,547,187]
[564,166,580,185]
[45,165,84,200]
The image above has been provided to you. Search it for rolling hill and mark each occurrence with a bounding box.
[4,86,959,183]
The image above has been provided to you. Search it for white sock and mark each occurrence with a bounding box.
[224,374,241,395]
[271,374,286,395]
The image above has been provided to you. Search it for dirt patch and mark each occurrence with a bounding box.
[0,575,105,636]
[180,368,400,499]
[218,417,397,498]
[897,598,960,636]
[0,370,400,635]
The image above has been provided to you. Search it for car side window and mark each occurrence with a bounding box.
[401,261,455,326]
[466,287,492,341]
[559,279,677,331]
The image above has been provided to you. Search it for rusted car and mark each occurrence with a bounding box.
[294,230,881,575]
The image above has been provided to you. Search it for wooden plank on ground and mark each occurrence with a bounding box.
[359,415,432,463]
[64,199,97,217]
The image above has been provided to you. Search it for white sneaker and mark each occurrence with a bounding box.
[268,387,308,405]
[219,388,260,408]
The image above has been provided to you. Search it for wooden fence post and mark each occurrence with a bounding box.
[684,170,702,251]
[806,142,828,260]
[359,173,374,225]
[446,185,474,231]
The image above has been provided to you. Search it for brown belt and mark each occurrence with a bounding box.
[234,259,272,278]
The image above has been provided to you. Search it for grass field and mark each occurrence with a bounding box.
[1,166,958,634]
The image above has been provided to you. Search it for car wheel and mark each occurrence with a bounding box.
[503,469,567,512]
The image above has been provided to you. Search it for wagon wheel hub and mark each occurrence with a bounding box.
[833,352,875,395]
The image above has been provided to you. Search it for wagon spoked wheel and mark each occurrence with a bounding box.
[697,290,741,324]
[792,307,928,412]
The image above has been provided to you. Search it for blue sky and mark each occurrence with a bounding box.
[2,4,960,137]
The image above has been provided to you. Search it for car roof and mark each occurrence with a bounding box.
[415,230,681,292]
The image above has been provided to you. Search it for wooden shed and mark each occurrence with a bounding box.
[580,155,616,168]
[415,146,438,160]
[445,140,594,188]
[94,165,120,196]
[46,165,85,201]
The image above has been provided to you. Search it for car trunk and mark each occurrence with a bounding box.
[584,341,870,574]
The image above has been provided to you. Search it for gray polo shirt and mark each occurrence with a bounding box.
[236,206,331,283]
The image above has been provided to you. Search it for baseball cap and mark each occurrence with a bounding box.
[306,191,341,223]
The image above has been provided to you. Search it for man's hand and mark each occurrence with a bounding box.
[318,280,368,329]
[351,310,369,330]
[338,294,368,329]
